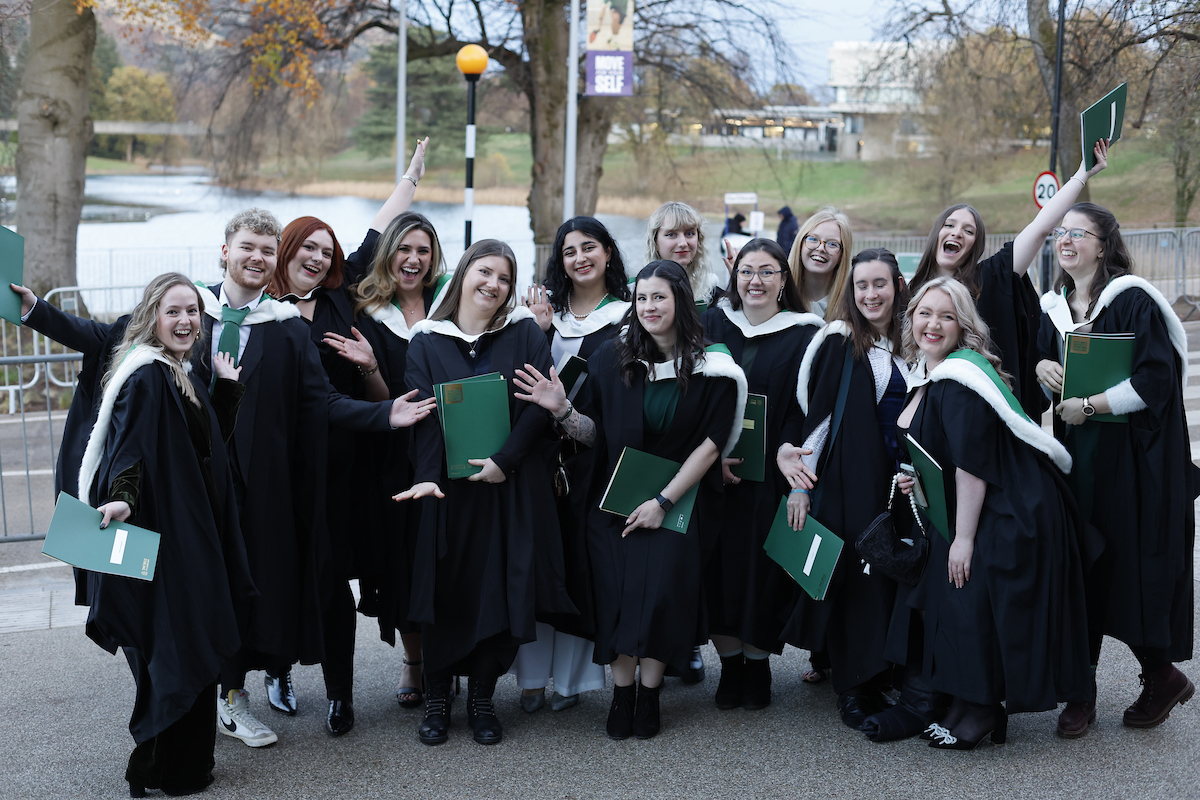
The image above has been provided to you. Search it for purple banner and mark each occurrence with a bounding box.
[586,51,633,97]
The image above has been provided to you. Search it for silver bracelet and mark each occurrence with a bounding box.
[552,401,574,424]
[401,175,418,187]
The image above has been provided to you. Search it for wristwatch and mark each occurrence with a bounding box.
[656,493,674,513]
[1082,396,1096,417]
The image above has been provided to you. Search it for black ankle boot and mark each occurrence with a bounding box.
[862,665,945,742]
[607,684,636,739]
[714,653,745,710]
[418,674,453,745]
[633,683,661,739]
[467,678,503,745]
[741,656,772,710]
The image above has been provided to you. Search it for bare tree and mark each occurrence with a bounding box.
[1150,40,1200,226]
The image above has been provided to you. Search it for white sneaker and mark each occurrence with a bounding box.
[218,689,278,747]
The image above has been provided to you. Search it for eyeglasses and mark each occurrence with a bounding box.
[803,235,842,253]
[736,268,780,280]
[1051,227,1100,242]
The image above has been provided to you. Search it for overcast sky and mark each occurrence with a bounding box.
[775,0,885,93]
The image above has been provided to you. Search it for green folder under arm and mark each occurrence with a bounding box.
[1080,83,1126,170]
[729,392,767,482]
[1061,331,1135,423]
[598,447,700,534]
[42,492,160,581]
[905,433,952,542]
[0,226,24,326]
[435,373,511,479]
[762,496,842,601]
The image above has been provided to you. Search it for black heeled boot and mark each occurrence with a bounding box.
[633,683,662,739]
[417,672,453,745]
[714,653,745,710]
[741,656,772,710]
[607,684,636,739]
[467,677,503,745]
[862,664,946,742]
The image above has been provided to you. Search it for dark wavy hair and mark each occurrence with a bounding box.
[1053,202,1134,318]
[724,238,805,313]
[429,239,518,331]
[835,248,910,358]
[544,216,631,312]
[269,216,346,298]
[910,204,988,298]
[616,260,707,392]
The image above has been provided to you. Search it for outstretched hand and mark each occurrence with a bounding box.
[405,137,429,184]
[390,388,437,428]
[393,481,444,502]
[523,286,552,332]
[213,351,242,382]
[513,363,569,416]
[1079,137,1109,181]
[722,239,739,275]
[324,327,378,370]
[776,443,817,491]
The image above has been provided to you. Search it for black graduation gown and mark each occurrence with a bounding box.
[405,315,577,673]
[191,282,391,668]
[579,341,738,672]
[700,306,820,652]
[973,242,1048,419]
[86,363,255,742]
[901,378,1090,711]
[1037,285,1198,661]
[781,331,898,693]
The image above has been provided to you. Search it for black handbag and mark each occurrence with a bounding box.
[855,475,929,587]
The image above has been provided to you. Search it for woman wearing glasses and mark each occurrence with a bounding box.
[908,141,1110,418]
[1035,203,1198,738]
[701,239,825,710]
[787,207,855,319]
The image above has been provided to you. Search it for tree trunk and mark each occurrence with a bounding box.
[16,0,95,296]
[575,94,615,215]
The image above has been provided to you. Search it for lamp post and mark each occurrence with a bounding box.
[456,44,488,248]
[394,0,407,184]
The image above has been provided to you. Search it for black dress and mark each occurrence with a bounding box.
[1037,278,1199,662]
[781,323,901,694]
[700,303,823,651]
[900,353,1090,711]
[579,342,742,672]
[405,310,577,673]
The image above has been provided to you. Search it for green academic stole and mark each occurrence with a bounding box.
[945,349,1030,423]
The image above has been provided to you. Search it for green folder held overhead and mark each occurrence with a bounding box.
[762,496,842,601]
[598,447,700,534]
[1061,331,1135,423]
[555,352,589,403]
[42,492,160,581]
[1081,83,1126,170]
[435,372,511,479]
[729,392,766,482]
[905,433,952,543]
[0,226,24,325]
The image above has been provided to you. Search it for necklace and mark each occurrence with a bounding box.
[468,336,481,358]
[567,292,608,320]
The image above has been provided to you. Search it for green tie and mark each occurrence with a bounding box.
[218,305,251,366]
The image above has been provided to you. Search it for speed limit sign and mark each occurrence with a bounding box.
[1033,171,1061,209]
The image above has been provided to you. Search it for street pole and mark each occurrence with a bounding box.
[456,45,488,249]
[394,0,407,183]
[563,0,580,222]
[1043,0,1067,294]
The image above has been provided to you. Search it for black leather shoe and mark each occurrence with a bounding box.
[837,690,890,730]
[467,686,503,745]
[264,671,298,716]
[607,684,636,739]
[633,683,662,739]
[714,653,745,710]
[418,686,452,745]
[741,656,772,710]
[326,699,354,737]
[681,646,705,684]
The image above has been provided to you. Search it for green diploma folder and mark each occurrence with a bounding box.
[729,392,766,482]
[1081,83,1126,170]
[905,433,952,543]
[762,496,842,601]
[1061,331,1135,423]
[0,226,24,326]
[42,492,160,581]
[434,372,511,479]
[598,447,699,534]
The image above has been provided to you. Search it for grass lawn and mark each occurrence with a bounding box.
[85,156,151,175]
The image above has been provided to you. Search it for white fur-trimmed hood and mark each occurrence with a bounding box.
[550,297,630,339]
[368,280,453,342]
[930,356,1072,473]
[195,283,301,325]
[796,320,850,415]
[410,305,536,342]
[1040,275,1188,383]
[639,349,747,458]
[715,297,825,339]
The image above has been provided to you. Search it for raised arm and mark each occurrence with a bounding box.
[369,137,428,233]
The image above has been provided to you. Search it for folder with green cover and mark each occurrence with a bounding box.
[0,226,24,326]
[905,433,952,542]
[435,372,511,479]
[42,492,160,581]
[1081,83,1126,170]
[729,392,766,482]
[1061,331,1135,423]
[762,496,842,601]
[598,447,700,534]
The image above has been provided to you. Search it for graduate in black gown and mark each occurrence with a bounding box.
[908,140,1111,419]
[512,216,631,713]
[701,238,824,710]
[647,201,723,314]
[896,277,1089,750]
[1035,203,1198,737]
[77,273,254,796]
[395,239,577,747]
[777,249,910,731]
[514,260,747,739]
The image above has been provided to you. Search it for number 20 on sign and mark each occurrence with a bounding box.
[1033,171,1061,210]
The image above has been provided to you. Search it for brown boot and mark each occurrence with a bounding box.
[1057,674,1097,738]
[1123,664,1195,728]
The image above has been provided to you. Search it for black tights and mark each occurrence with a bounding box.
[1088,631,1169,674]
[427,639,519,697]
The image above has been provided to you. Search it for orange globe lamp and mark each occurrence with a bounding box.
[456,45,488,78]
